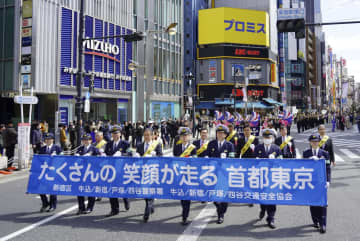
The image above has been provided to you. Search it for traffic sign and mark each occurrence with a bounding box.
[14,95,38,104]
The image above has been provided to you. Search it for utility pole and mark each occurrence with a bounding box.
[75,0,85,147]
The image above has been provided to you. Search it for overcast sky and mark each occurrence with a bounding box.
[321,0,360,82]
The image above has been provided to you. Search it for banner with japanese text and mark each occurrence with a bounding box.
[27,155,327,206]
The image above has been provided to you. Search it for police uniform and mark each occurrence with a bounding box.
[275,135,296,158]
[207,125,234,224]
[75,134,101,215]
[104,126,132,217]
[173,127,197,225]
[136,138,163,222]
[38,133,62,212]
[254,130,281,229]
[303,134,330,234]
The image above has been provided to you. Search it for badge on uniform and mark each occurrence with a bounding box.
[224,150,228,153]
[259,151,262,154]
[120,148,122,151]
[212,148,215,152]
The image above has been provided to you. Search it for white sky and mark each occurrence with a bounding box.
[321,0,360,82]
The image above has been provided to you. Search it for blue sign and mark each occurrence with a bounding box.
[59,107,68,125]
[27,155,327,206]
[277,8,305,20]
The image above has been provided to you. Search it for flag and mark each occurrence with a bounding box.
[249,111,260,127]
[281,110,293,125]
[261,116,269,130]
[215,111,225,121]
[225,111,235,123]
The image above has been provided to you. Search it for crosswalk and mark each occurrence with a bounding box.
[295,148,359,163]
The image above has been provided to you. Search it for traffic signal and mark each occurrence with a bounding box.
[277,19,305,39]
[123,32,145,42]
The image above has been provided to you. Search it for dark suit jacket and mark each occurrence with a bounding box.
[275,136,296,158]
[226,132,240,150]
[173,143,197,157]
[105,140,131,156]
[76,145,100,156]
[136,141,163,157]
[207,139,234,158]
[319,136,335,163]
[236,136,259,158]
[39,144,62,155]
[303,148,330,182]
[193,139,209,157]
[254,144,281,158]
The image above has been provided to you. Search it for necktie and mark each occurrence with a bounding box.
[47,147,50,154]
[113,142,117,152]
[313,149,316,156]
[145,143,148,152]
[219,142,222,150]
[266,146,269,154]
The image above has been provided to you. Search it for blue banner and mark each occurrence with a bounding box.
[27,155,327,206]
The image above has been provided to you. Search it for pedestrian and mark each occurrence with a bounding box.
[135,128,163,222]
[254,129,281,229]
[59,124,69,151]
[207,124,235,224]
[173,127,197,225]
[2,121,17,168]
[75,133,100,215]
[31,122,43,154]
[0,124,5,155]
[68,121,77,149]
[38,133,63,212]
[303,134,330,234]
[103,126,131,217]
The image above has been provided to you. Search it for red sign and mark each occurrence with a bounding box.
[234,48,261,57]
[232,89,264,97]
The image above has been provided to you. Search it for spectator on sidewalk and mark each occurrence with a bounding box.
[356,113,360,133]
[0,124,5,155]
[31,122,43,154]
[2,121,17,168]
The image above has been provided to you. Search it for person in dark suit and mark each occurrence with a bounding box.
[75,133,101,215]
[303,134,330,234]
[136,128,163,222]
[38,133,63,212]
[173,127,197,225]
[318,124,335,182]
[31,122,43,154]
[226,123,240,151]
[254,129,281,229]
[192,128,209,157]
[104,126,131,217]
[236,122,259,158]
[207,124,235,224]
[275,125,296,158]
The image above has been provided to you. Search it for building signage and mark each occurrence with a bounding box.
[199,8,269,47]
[209,60,217,83]
[83,39,120,56]
[277,8,305,20]
[198,46,269,59]
[22,18,32,27]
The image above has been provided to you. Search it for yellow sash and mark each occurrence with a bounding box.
[240,135,255,157]
[180,144,196,157]
[196,141,209,156]
[226,131,237,142]
[143,141,159,157]
[319,135,329,148]
[279,136,293,150]
[176,139,182,145]
[95,140,107,149]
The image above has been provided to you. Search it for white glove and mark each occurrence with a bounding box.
[75,153,80,156]
[288,142,292,148]
[113,151,122,157]
[134,153,141,158]
[84,153,91,156]
[101,153,107,157]
[250,144,255,151]
[51,152,56,156]
[269,154,275,159]
[326,182,330,189]
[145,154,152,157]
[310,156,319,160]
[220,153,226,159]
[151,151,156,157]
[204,156,209,158]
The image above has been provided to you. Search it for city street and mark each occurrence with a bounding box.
[0,124,359,241]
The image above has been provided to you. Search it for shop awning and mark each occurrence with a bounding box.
[196,101,217,109]
[263,98,284,106]
[235,101,273,109]
[214,98,234,105]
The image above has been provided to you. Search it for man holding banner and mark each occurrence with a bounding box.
[136,128,163,223]
[173,127,197,225]
[254,129,281,229]
[38,133,63,212]
[275,125,296,159]
[207,124,235,224]
[104,126,132,217]
[193,128,209,157]
[303,134,330,234]
[75,134,100,215]
[236,122,259,159]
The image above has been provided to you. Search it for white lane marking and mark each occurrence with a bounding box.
[296,148,301,159]
[339,149,358,159]
[0,204,79,241]
[177,204,216,241]
[334,153,345,162]
[0,174,28,185]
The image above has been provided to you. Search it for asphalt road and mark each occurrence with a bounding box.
[0,124,359,241]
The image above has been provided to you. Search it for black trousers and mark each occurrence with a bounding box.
[109,198,129,212]
[6,144,15,167]
[144,199,154,216]
[310,206,327,226]
[40,194,57,208]
[214,202,228,218]
[77,196,95,211]
[181,200,191,219]
[260,204,276,223]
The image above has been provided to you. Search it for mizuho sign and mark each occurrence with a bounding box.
[83,39,120,56]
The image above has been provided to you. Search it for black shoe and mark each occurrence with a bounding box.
[143,214,149,223]
[201,201,206,204]
[95,198,102,201]
[312,223,319,229]
[40,205,49,213]
[249,204,254,207]
[124,200,130,211]
[47,207,56,213]
[259,211,265,220]
[320,225,326,234]
[268,222,276,229]
[76,210,87,215]
[105,211,119,217]
[151,207,155,214]
[181,218,189,225]
[217,217,224,224]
